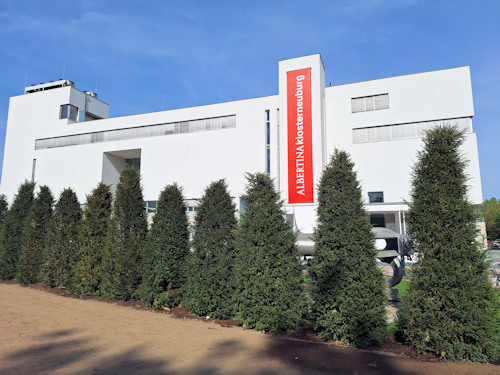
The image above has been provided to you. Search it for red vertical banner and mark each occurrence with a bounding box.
[287,68,313,203]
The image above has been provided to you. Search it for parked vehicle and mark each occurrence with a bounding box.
[490,240,500,250]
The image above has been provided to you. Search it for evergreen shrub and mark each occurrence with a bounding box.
[233,173,305,332]
[183,179,237,319]
[398,126,500,362]
[139,183,189,307]
[16,186,54,284]
[310,149,387,347]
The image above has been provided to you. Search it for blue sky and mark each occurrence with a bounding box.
[0,0,499,199]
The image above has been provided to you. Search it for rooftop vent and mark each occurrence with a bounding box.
[25,79,75,94]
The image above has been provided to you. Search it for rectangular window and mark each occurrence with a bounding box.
[352,117,471,144]
[144,201,157,213]
[368,191,384,203]
[265,110,271,174]
[126,158,141,173]
[370,213,386,228]
[60,104,78,121]
[351,93,389,113]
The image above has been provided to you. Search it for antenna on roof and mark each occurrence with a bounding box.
[62,62,66,80]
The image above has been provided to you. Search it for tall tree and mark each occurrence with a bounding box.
[42,188,82,288]
[0,195,8,229]
[233,173,305,333]
[399,126,500,362]
[139,184,190,308]
[101,168,147,300]
[484,198,500,241]
[183,179,237,319]
[70,183,112,295]
[0,181,35,279]
[310,149,387,347]
[16,186,54,284]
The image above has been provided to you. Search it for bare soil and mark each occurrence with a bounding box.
[1,281,498,375]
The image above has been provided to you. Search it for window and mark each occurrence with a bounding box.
[352,117,471,144]
[36,114,236,150]
[368,191,384,203]
[144,201,157,213]
[351,94,389,113]
[370,214,386,228]
[265,110,271,174]
[126,158,141,173]
[60,104,78,121]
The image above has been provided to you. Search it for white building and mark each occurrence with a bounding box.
[0,54,483,238]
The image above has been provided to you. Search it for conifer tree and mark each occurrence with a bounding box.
[70,183,112,295]
[16,186,54,284]
[399,126,500,362]
[233,173,305,332]
[0,195,8,229]
[101,168,147,300]
[42,188,82,288]
[310,150,387,347]
[0,181,34,279]
[139,184,189,307]
[183,179,237,319]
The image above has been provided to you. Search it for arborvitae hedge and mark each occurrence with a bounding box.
[42,188,82,288]
[70,183,112,295]
[310,150,387,347]
[101,168,147,300]
[0,181,35,279]
[233,173,305,332]
[183,179,237,319]
[0,195,8,228]
[139,184,189,308]
[398,126,500,362]
[16,186,54,284]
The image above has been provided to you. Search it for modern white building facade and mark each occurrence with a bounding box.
[0,54,483,239]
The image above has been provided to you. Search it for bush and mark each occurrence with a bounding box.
[42,188,82,288]
[183,179,237,319]
[16,186,54,284]
[70,183,112,295]
[101,168,147,300]
[139,184,190,307]
[310,149,387,347]
[233,173,305,332]
[0,181,34,279]
[398,126,500,362]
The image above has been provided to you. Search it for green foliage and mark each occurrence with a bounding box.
[484,198,500,241]
[398,126,500,362]
[0,181,35,279]
[101,168,147,300]
[0,195,8,228]
[233,173,305,333]
[139,184,190,308]
[42,188,82,288]
[394,280,409,298]
[310,149,387,347]
[16,186,54,284]
[70,183,112,295]
[183,179,237,319]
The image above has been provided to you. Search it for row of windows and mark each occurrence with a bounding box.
[144,200,199,214]
[351,94,389,113]
[352,117,471,144]
[35,114,236,150]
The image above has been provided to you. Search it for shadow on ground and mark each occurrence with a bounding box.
[3,328,498,374]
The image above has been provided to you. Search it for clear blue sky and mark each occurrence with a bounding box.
[0,0,498,199]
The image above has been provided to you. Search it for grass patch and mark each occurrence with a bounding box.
[394,280,409,297]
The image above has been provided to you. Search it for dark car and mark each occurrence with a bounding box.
[491,240,500,250]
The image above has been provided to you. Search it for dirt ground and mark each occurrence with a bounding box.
[1,282,498,375]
